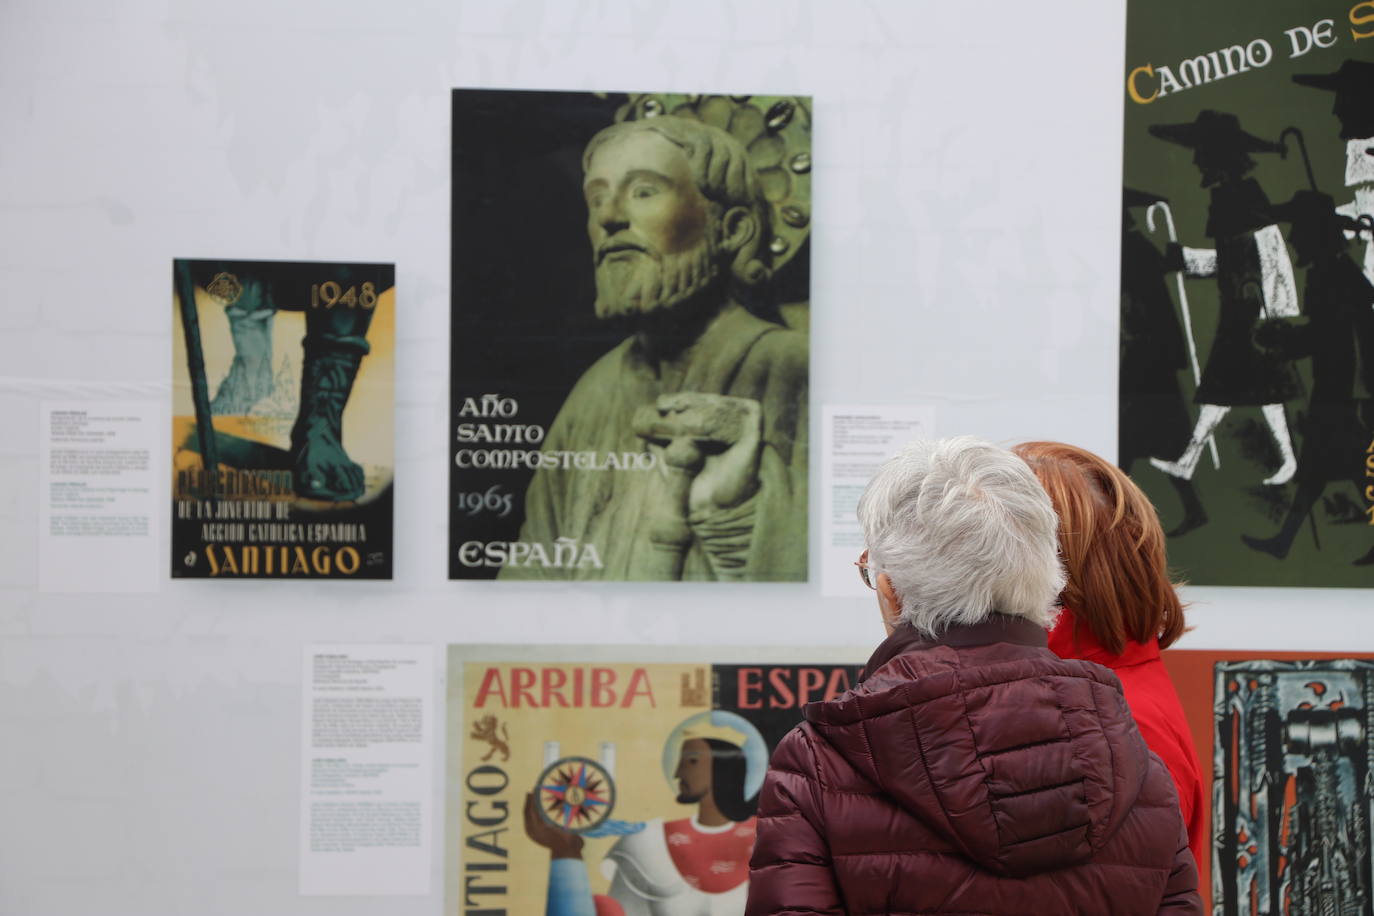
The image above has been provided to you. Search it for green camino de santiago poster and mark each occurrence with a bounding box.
[1119,1,1374,586]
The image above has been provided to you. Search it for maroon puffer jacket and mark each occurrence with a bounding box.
[746,617,1200,915]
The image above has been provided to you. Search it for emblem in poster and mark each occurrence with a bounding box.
[449,89,811,581]
[172,258,395,578]
[444,649,863,915]
[1213,659,1374,915]
[1119,0,1374,585]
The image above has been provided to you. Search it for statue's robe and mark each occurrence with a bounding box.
[501,303,807,581]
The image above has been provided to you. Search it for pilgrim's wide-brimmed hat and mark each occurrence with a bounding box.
[1148,110,1283,155]
[1293,59,1374,140]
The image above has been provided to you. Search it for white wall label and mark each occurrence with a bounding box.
[821,405,935,597]
[299,644,434,896]
[38,401,158,593]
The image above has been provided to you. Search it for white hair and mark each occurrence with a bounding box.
[857,436,1065,637]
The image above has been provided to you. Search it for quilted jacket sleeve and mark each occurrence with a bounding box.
[1157,821,1202,914]
[745,725,846,916]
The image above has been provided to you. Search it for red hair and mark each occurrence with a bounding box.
[1012,441,1186,653]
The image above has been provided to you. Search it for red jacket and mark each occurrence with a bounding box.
[746,616,1200,915]
[1047,609,1206,870]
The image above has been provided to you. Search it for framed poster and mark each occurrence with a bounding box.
[1119,1,1374,585]
[449,89,811,581]
[1164,649,1374,914]
[172,258,395,579]
[1213,659,1374,915]
[444,646,863,915]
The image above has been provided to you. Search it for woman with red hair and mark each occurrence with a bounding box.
[1013,440,1204,868]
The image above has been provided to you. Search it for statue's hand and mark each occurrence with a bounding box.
[523,792,584,860]
[633,393,763,516]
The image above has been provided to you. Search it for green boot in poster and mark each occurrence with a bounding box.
[290,302,374,501]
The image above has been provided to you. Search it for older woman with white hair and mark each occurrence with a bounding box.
[746,437,1200,916]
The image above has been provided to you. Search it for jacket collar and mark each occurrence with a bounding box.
[1046,606,1161,669]
[858,613,1049,683]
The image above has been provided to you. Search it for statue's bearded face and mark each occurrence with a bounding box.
[584,131,721,320]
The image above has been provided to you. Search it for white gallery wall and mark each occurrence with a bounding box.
[1,0,1368,913]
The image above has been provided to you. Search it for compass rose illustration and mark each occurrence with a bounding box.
[535,756,617,833]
